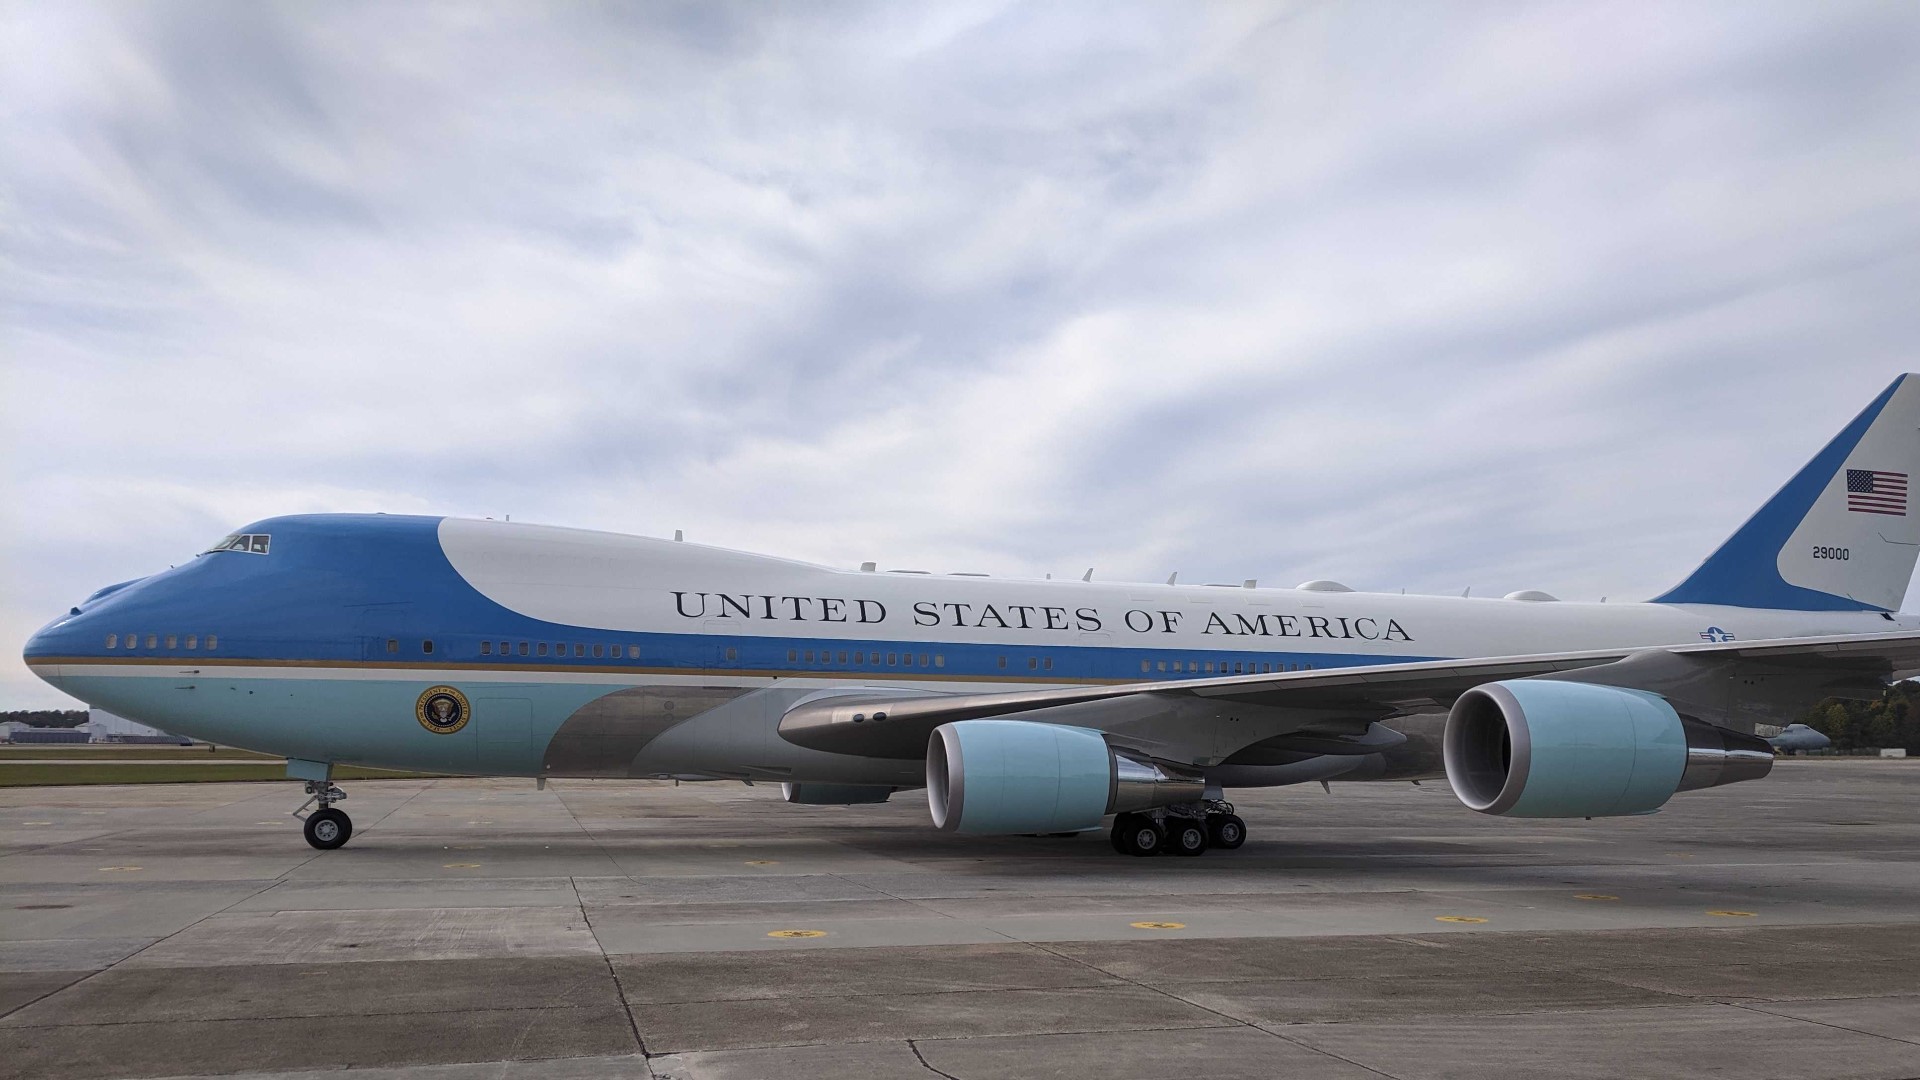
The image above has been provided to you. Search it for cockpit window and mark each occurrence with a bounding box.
[202,533,271,555]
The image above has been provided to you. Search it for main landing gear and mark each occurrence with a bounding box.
[1110,802,1247,858]
[296,781,353,850]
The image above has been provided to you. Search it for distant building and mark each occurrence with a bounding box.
[86,709,191,744]
[3,722,90,744]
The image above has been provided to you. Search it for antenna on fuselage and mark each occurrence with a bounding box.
[674,530,683,542]
[1166,572,1179,585]
[1082,568,1093,582]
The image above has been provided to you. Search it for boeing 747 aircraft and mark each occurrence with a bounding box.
[24,376,1920,855]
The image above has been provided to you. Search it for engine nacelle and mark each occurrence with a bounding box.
[1444,680,1772,818]
[927,720,1202,834]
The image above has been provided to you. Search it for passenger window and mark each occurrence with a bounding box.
[481,641,493,655]
[628,645,639,659]
[1157,660,1167,672]
[124,630,137,648]
[423,640,435,654]
[1043,657,1053,670]
[163,634,176,649]
[997,656,1007,669]
[1234,662,1243,674]
[854,651,864,664]
[146,634,157,648]
[919,654,930,666]
[539,643,550,656]
[589,644,600,658]
[837,651,848,664]
[206,635,217,650]
[904,654,914,667]
[1028,657,1038,670]
[573,644,584,657]
[788,649,798,662]
[386,639,398,654]
[726,647,738,661]
[805,650,815,663]
[105,634,117,649]
[934,655,945,668]
[519,642,530,656]
[887,652,897,665]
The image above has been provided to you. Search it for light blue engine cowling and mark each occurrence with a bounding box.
[926,719,1206,834]
[1444,680,1690,817]
[927,720,1115,834]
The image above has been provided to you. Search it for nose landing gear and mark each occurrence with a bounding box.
[295,781,352,850]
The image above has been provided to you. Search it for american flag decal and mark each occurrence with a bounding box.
[1846,469,1907,515]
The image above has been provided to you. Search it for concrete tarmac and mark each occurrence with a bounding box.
[1,759,1916,1079]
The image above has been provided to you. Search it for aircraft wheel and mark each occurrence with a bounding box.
[304,808,352,850]
[1166,819,1209,856]
[1112,814,1163,857]
[1208,813,1247,850]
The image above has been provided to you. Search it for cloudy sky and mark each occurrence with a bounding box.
[5,2,1920,707]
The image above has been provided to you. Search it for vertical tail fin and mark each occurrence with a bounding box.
[1655,374,1920,612]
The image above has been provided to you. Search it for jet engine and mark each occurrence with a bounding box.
[926,719,1202,834]
[1444,679,1773,818]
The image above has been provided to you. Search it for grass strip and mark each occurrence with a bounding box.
[0,747,278,761]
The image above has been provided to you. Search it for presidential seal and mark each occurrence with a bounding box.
[415,686,470,734]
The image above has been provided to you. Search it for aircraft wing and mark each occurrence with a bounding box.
[776,630,1920,762]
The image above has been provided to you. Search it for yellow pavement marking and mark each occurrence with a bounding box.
[768,929,827,939]
[466,820,493,825]
[1130,921,1187,930]
[744,860,778,866]
[1707,910,1757,918]
[442,863,482,869]
[97,866,141,872]
[23,821,52,826]
[1435,916,1488,924]
[1574,894,1620,901]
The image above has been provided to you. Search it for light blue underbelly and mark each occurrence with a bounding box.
[56,673,620,776]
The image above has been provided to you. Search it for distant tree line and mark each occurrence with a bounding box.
[1,709,89,728]
[1805,681,1920,752]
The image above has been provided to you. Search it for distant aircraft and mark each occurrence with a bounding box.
[24,377,1920,855]
[1767,723,1833,754]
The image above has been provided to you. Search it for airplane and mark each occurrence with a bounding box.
[22,375,1920,856]
[1767,722,1833,754]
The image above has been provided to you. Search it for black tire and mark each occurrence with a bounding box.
[1113,814,1163,857]
[1208,813,1247,850]
[304,808,352,850]
[1166,819,1209,856]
